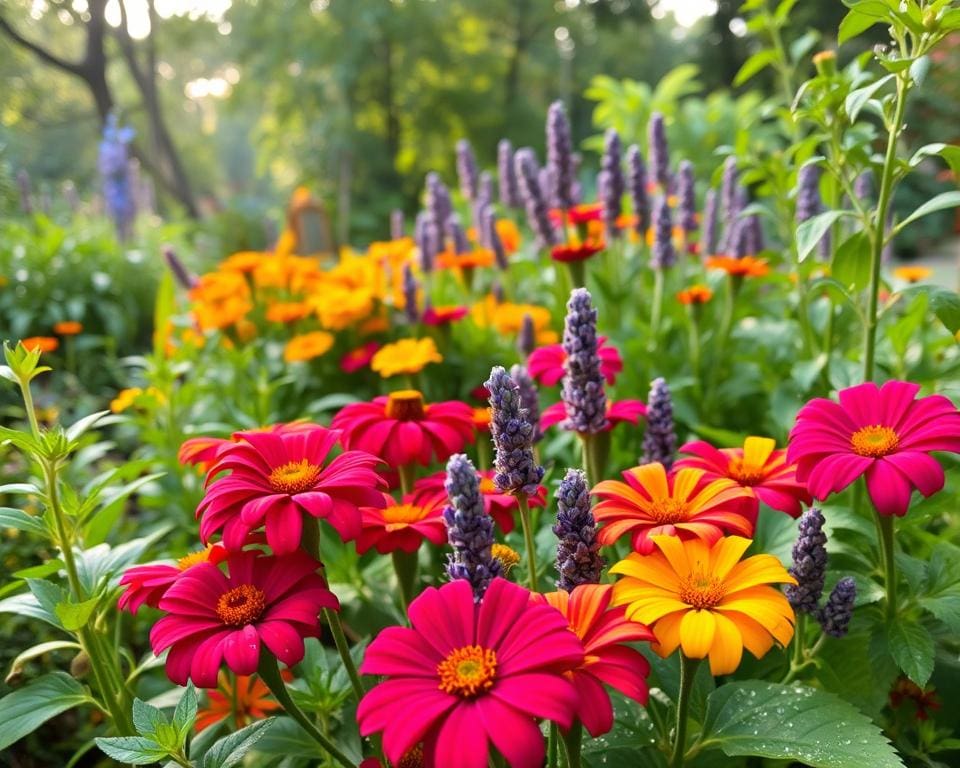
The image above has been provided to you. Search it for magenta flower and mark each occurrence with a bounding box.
[541,398,646,432]
[118,544,227,614]
[150,549,338,688]
[527,336,623,386]
[357,578,584,768]
[197,424,386,553]
[788,380,960,516]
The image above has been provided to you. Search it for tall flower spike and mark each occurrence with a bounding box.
[497,139,521,208]
[539,165,559,209]
[818,577,856,638]
[517,313,536,359]
[601,129,624,237]
[784,508,828,615]
[485,365,545,496]
[443,453,501,600]
[854,169,874,202]
[477,170,494,210]
[701,188,718,257]
[719,157,738,252]
[515,148,557,247]
[425,172,452,234]
[455,139,479,202]
[163,246,198,290]
[547,100,575,210]
[482,206,508,270]
[650,196,675,269]
[560,288,608,434]
[402,263,419,324]
[99,114,137,240]
[746,214,764,256]
[648,112,670,190]
[446,213,470,255]
[390,209,404,240]
[415,211,437,274]
[795,164,822,224]
[677,160,697,236]
[641,377,676,468]
[510,364,542,443]
[626,144,650,235]
[553,468,604,591]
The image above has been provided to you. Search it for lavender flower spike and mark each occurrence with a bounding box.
[390,209,405,240]
[701,189,718,257]
[648,112,670,190]
[446,213,470,255]
[677,160,697,236]
[415,211,437,274]
[601,129,625,238]
[514,148,557,248]
[498,139,521,208]
[485,366,545,496]
[456,139,479,202]
[650,196,675,270]
[718,157,738,253]
[510,364,542,443]
[818,577,856,637]
[641,377,676,468]
[483,206,509,270]
[561,288,608,434]
[517,313,536,359]
[784,508,828,616]
[443,453,502,601]
[163,246,198,290]
[546,100,575,210]
[426,172,452,231]
[402,263,419,323]
[626,144,650,235]
[795,164,822,224]
[553,468,604,592]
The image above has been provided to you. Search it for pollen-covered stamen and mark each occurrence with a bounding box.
[648,498,687,524]
[679,573,726,609]
[268,459,322,494]
[850,424,899,458]
[437,645,497,697]
[386,389,427,421]
[216,584,267,627]
[398,745,425,768]
[381,504,430,532]
[491,543,521,575]
[177,546,214,571]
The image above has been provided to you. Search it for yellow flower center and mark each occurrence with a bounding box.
[268,459,322,494]
[381,504,430,532]
[385,390,426,421]
[850,425,899,458]
[478,477,498,494]
[648,498,688,524]
[491,543,521,575]
[679,573,726,609]
[216,584,267,627]
[177,546,214,571]
[437,645,497,697]
[727,458,766,486]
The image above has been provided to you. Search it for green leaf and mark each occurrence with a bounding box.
[0,592,61,628]
[897,191,960,230]
[95,736,170,765]
[132,697,169,738]
[65,411,111,443]
[6,640,82,684]
[920,593,960,632]
[173,684,198,742]
[928,288,960,334]
[55,596,100,632]
[700,681,904,767]
[831,231,871,290]
[0,507,45,535]
[0,672,90,751]
[839,9,882,43]
[845,74,895,122]
[909,55,931,86]
[734,49,779,86]
[886,617,935,685]
[202,718,275,768]
[797,211,852,262]
[0,482,41,495]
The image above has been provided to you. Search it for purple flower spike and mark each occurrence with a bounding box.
[650,196,675,269]
[648,112,670,190]
[785,508,828,616]
[640,377,676,468]
[515,148,557,248]
[402,263,419,323]
[553,468,604,592]
[547,100,575,210]
[701,189,718,257]
[677,160,697,236]
[818,577,856,638]
[498,139,521,208]
[627,144,650,235]
[485,365,545,496]
[560,288,608,434]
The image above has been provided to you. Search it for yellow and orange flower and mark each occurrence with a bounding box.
[471,406,491,432]
[436,248,495,270]
[266,301,313,324]
[220,251,268,274]
[591,462,754,554]
[371,338,442,378]
[196,672,284,732]
[110,386,166,414]
[676,284,713,305]
[470,297,558,345]
[53,321,83,336]
[611,535,796,675]
[284,331,334,363]
[893,265,932,284]
[313,286,375,331]
[706,256,769,278]
[20,336,59,354]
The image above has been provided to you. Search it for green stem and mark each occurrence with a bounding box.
[398,463,417,497]
[650,268,665,342]
[579,430,610,490]
[877,513,897,623]
[258,652,356,768]
[17,375,41,443]
[560,722,583,768]
[517,494,538,593]
[565,260,586,290]
[323,608,366,702]
[670,654,701,768]
[791,613,807,670]
[547,723,559,768]
[391,549,418,615]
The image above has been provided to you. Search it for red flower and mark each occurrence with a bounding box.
[340,342,381,374]
[541,399,646,432]
[422,305,468,326]
[527,337,623,386]
[533,585,654,737]
[197,424,386,553]
[550,242,605,263]
[118,545,227,614]
[332,390,475,468]
[675,436,812,518]
[357,493,448,554]
[150,549,338,688]
[548,203,603,226]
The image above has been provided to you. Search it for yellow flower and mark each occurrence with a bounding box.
[220,251,267,274]
[110,387,165,414]
[313,286,375,330]
[893,265,932,284]
[371,338,442,378]
[284,331,335,363]
[266,301,313,324]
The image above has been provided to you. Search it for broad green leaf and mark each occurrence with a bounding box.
[839,9,881,43]
[897,191,960,231]
[133,697,169,738]
[54,596,99,631]
[700,681,904,767]
[0,483,41,495]
[0,592,61,628]
[202,718,275,768]
[0,507,45,535]
[845,74,895,122]
[920,593,960,632]
[909,55,931,86]
[797,211,852,262]
[95,736,170,765]
[886,617,935,685]
[0,672,90,751]
[734,49,779,86]
[65,411,111,443]
[928,288,960,334]
[831,231,871,290]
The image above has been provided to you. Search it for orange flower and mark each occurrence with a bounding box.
[436,248,495,270]
[496,219,521,253]
[266,301,313,324]
[676,284,713,305]
[472,406,491,432]
[20,336,59,353]
[705,256,769,278]
[470,297,558,345]
[195,672,283,732]
[592,462,754,554]
[284,331,334,362]
[611,535,796,675]
[53,321,83,336]
[893,265,932,283]
[313,286,375,330]
[220,251,267,273]
[371,338,442,377]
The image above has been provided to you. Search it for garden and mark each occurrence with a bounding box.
[2,1,960,766]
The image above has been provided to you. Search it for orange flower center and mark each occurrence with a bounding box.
[177,546,214,571]
[437,645,497,697]
[727,458,766,486]
[491,543,520,574]
[268,459,321,494]
[648,498,688,524]
[385,390,426,421]
[850,425,899,458]
[216,584,267,627]
[678,574,726,610]
[478,477,498,494]
[381,504,430,531]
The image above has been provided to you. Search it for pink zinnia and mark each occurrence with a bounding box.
[422,305,469,326]
[332,390,475,468]
[357,578,583,768]
[357,492,448,554]
[527,336,623,386]
[118,545,227,614]
[541,398,646,432]
[409,469,547,534]
[788,380,960,516]
[340,342,380,374]
[197,424,386,553]
[150,549,338,688]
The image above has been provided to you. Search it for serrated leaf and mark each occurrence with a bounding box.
[0,672,90,750]
[845,74,895,122]
[202,718,275,768]
[95,736,170,765]
[797,211,852,262]
[920,594,960,633]
[54,596,100,632]
[173,684,198,742]
[734,49,779,86]
[700,681,904,767]
[0,507,45,535]
[897,191,960,231]
[886,618,935,686]
[132,697,169,738]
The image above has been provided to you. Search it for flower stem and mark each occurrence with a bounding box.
[258,652,357,768]
[391,549,418,615]
[547,723,558,768]
[877,513,897,623]
[323,608,366,702]
[650,268,665,343]
[398,463,417,497]
[670,654,701,768]
[560,721,583,768]
[517,494,538,593]
[579,431,610,490]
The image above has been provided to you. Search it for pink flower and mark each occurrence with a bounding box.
[150,549,338,688]
[340,342,381,374]
[541,399,646,432]
[118,545,227,614]
[422,305,469,326]
[409,469,547,534]
[197,424,386,553]
[357,578,583,768]
[331,390,475,468]
[527,336,623,386]
[788,380,960,516]
[357,492,448,554]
